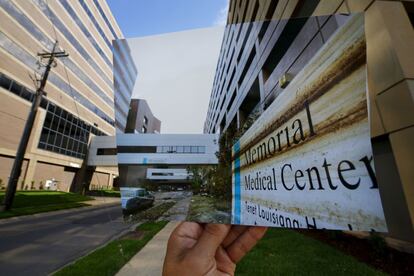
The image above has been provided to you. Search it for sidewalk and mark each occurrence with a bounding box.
[116,221,179,276]
[85,196,120,206]
[158,196,191,221]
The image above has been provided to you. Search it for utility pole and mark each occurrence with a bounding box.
[1,41,68,211]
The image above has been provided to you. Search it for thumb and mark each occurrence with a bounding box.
[192,224,231,258]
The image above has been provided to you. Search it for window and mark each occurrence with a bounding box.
[37,102,104,159]
[0,31,114,125]
[153,172,174,176]
[141,126,147,133]
[198,146,206,154]
[118,145,207,154]
[143,116,148,125]
[0,74,12,90]
[118,146,157,153]
[97,148,117,155]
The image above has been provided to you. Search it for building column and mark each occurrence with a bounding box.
[108,173,114,189]
[365,1,414,242]
[24,158,37,189]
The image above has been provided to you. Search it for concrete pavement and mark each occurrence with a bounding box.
[116,221,179,276]
[158,196,191,221]
[0,198,132,276]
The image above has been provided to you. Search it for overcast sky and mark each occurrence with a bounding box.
[127,26,224,134]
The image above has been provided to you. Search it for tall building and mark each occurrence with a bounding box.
[125,99,161,134]
[0,0,134,191]
[205,0,414,244]
[113,39,138,133]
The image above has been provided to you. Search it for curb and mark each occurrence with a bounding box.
[49,221,142,275]
[0,201,120,225]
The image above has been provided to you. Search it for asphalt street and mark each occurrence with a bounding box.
[0,204,133,276]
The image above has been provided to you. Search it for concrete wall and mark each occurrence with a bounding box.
[117,133,219,165]
[125,99,161,134]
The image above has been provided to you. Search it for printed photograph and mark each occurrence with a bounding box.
[112,7,387,231]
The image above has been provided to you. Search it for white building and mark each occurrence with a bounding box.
[87,133,218,188]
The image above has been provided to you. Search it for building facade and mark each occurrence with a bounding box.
[125,99,161,134]
[113,39,138,133]
[0,0,132,191]
[205,0,414,244]
[117,133,218,188]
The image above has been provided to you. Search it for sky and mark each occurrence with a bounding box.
[127,26,224,134]
[107,0,229,38]
[108,1,229,134]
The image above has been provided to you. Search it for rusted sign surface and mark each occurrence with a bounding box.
[232,14,387,231]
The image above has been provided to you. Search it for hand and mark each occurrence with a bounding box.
[163,222,267,276]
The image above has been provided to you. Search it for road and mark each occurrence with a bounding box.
[0,203,133,276]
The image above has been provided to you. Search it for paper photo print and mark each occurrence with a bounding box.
[111,1,387,232]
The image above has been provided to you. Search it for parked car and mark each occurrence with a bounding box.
[120,188,155,215]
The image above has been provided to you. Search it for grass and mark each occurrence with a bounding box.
[187,195,231,224]
[236,228,386,276]
[128,201,175,222]
[0,191,92,219]
[87,189,121,197]
[54,221,168,276]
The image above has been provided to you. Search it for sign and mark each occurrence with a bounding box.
[232,15,387,231]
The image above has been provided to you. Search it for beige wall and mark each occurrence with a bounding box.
[0,90,31,151]
[33,162,70,191]
[90,171,110,190]
[0,156,28,190]
[364,0,414,243]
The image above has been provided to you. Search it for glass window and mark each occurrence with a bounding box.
[67,139,73,151]
[38,142,46,150]
[47,130,56,145]
[39,128,49,143]
[184,146,191,153]
[55,134,63,148]
[191,146,198,153]
[198,146,206,154]
[9,81,22,95]
[62,136,68,149]
[44,113,53,129]
[0,74,12,90]
[37,103,93,159]
[20,87,34,102]
[176,146,184,153]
